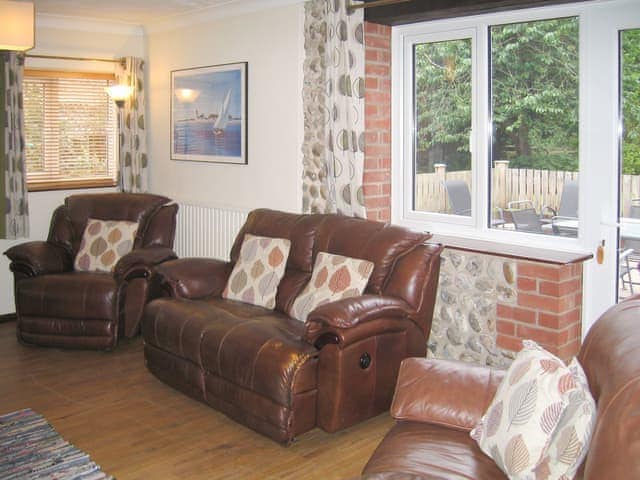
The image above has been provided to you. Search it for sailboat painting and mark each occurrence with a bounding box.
[171,62,247,164]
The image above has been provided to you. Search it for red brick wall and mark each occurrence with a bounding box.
[364,22,392,222]
[497,262,583,363]
[363,22,583,362]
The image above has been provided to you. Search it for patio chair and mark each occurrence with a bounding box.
[511,207,544,233]
[443,180,505,227]
[630,199,640,219]
[620,248,635,294]
[551,215,579,237]
[544,179,579,220]
[507,179,579,224]
[443,180,471,216]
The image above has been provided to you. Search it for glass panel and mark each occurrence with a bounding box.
[413,38,472,215]
[24,81,44,173]
[490,17,579,234]
[23,73,117,188]
[618,28,640,301]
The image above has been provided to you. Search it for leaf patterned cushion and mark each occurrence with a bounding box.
[222,234,291,310]
[470,340,580,479]
[74,218,139,273]
[535,358,596,479]
[289,252,374,322]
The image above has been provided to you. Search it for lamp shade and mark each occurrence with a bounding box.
[0,1,35,51]
[106,84,133,108]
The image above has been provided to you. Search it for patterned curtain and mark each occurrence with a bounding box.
[115,57,148,193]
[0,52,28,239]
[302,0,366,217]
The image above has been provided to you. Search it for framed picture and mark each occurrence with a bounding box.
[171,62,247,164]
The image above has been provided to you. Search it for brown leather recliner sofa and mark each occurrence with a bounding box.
[4,193,178,350]
[362,297,640,479]
[143,209,443,444]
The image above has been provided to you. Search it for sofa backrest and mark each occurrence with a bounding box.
[48,193,174,256]
[229,209,435,319]
[313,215,430,294]
[578,297,640,479]
[230,209,323,312]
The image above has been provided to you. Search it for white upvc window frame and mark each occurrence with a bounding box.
[401,27,478,229]
[393,3,585,250]
[391,0,640,330]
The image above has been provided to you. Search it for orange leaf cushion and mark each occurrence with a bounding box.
[289,252,374,322]
[74,218,139,272]
[222,234,291,309]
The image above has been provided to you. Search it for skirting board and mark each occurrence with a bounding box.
[0,313,17,323]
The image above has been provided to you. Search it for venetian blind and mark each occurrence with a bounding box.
[23,70,118,191]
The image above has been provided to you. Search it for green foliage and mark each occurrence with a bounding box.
[623,143,640,175]
[414,39,472,173]
[622,29,640,175]
[414,17,580,173]
[492,18,579,170]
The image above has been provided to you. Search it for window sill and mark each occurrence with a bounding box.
[431,233,593,265]
[27,179,117,192]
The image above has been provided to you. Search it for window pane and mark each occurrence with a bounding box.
[24,82,45,174]
[619,28,640,301]
[413,38,472,215]
[23,72,117,190]
[490,17,579,235]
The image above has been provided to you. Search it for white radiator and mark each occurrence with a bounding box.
[175,204,248,260]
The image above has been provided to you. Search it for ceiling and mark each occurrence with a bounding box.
[34,0,242,24]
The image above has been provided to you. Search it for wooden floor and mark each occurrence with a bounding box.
[0,321,392,479]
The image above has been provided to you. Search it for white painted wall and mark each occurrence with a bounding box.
[0,17,145,314]
[2,4,305,314]
[146,2,304,212]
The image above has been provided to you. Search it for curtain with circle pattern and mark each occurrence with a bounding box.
[115,57,148,193]
[0,52,29,239]
[303,0,366,217]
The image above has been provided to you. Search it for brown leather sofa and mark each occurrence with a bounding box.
[5,193,178,350]
[143,209,443,444]
[362,297,640,479]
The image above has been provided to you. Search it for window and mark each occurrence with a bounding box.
[618,27,640,301]
[490,18,579,237]
[395,8,582,246]
[413,36,472,216]
[24,70,118,191]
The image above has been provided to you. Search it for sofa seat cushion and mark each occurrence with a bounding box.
[17,272,116,321]
[363,422,508,480]
[143,297,318,407]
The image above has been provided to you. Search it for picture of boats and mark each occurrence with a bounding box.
[171,62,247,164]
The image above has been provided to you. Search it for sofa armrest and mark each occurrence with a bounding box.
[152,257,233,299]
[390,357,504,432]
[304,295,415,346]
[308,294,413,328]
[113,246,178,280]
[4,241,72,277]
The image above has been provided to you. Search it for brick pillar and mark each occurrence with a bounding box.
[364,22,392,222]
[496,262,583,363]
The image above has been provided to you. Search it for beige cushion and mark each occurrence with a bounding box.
[470,340,575,479]
[536,358,596,479]
[222,234,291,309]
[290,252,374,322]
[74,218,139,272]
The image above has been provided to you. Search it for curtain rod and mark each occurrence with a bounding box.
[26,54,122,63]
[347,0,411,11]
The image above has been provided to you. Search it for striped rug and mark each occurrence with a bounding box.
[0,408,113,480]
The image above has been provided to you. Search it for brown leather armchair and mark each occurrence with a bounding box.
[362,296,640,479]
[4,193,178,350]
[143,209,443,444]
